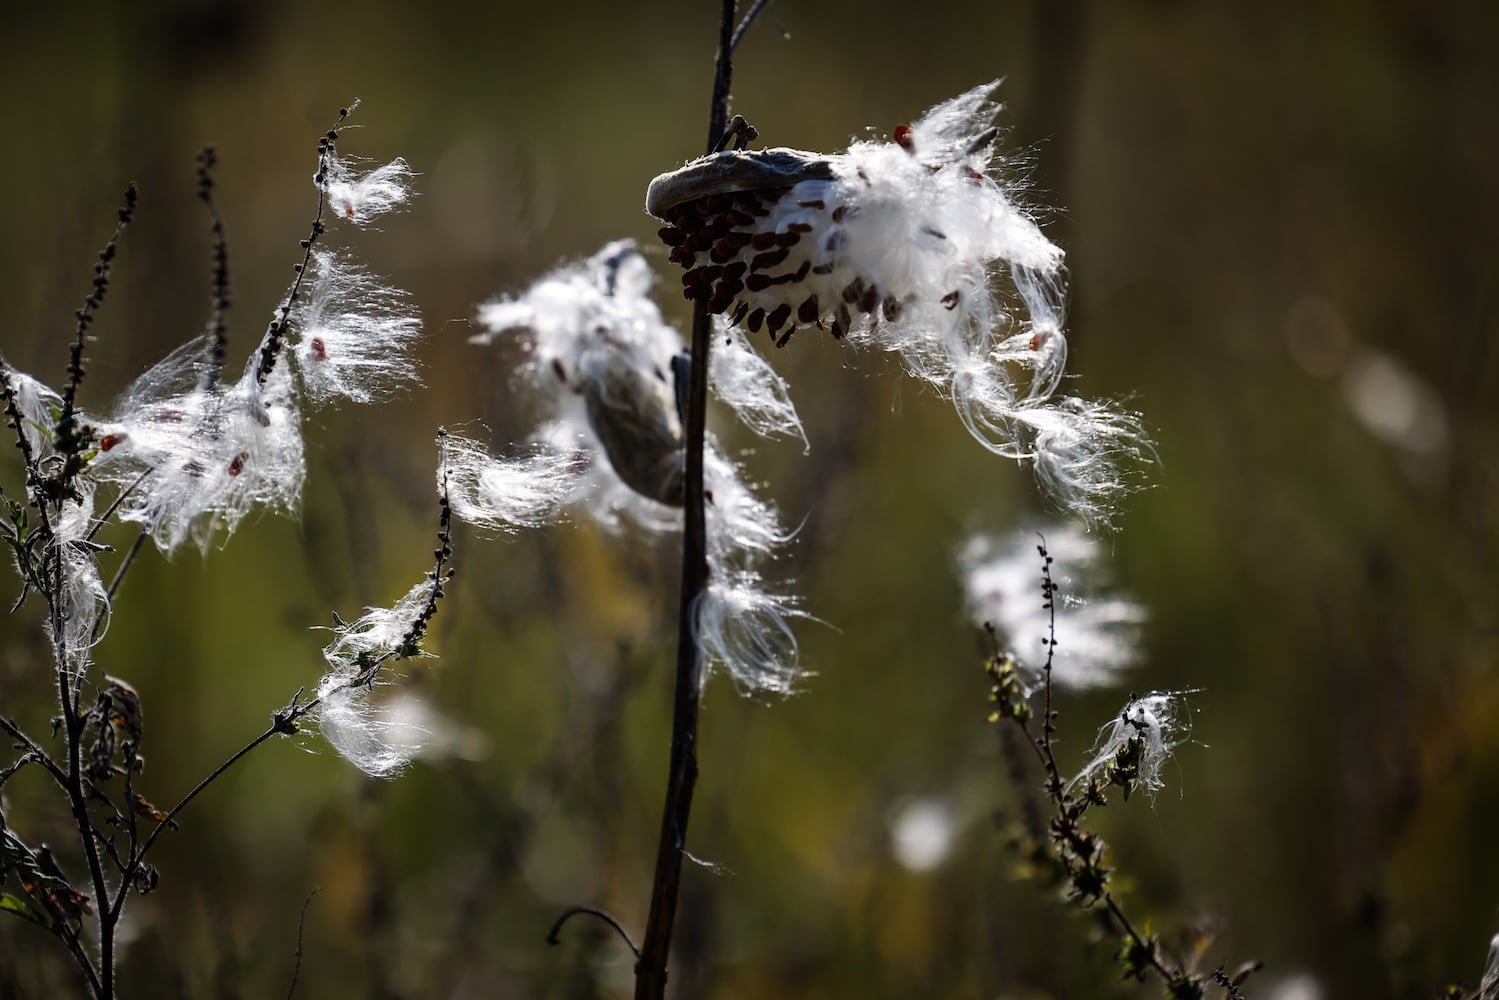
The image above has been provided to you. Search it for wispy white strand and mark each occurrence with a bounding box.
[3,367,64,461]
[697,443,808,693]
[443,431,583,533]
[288,249,423,406]
[93,343,306,555]
[49,484,108,674]
[696,569,807,697]
[323,153,415,227]
[1069,692,1186,800]
[709,323,808,451]
[314,579,434,777]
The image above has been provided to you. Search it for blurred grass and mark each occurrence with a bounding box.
[1,1,1497,997]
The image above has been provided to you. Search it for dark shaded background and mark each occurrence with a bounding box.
[1,2,1496,997]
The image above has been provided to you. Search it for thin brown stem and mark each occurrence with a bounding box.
[110,718,291,924]
[634,4,738,997]
[57,920,104,998]
[729,0,772,53]
[102,529,148,606]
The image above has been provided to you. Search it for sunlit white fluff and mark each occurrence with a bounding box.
[1069,692,1186,800]
[314,578,435,777]
[91,340,305,555]
[471,242,806,693]
[959,524,1144,692]
[287,249,422,406]
[443,430,582,533]
[649,82,1151,527]
[709,324,807,450]
[323,152,415,227]
[49,483,108,674]
[698,445,807,694]
[0,364,109,672]
[1481,932,1499,999]
[2,367,64,461]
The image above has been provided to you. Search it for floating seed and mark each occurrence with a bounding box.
[747,308,766,333]
[842,276,866,304]
[751,248,789,272]
[767,303,791,334]
[858,283,879,314]
[658,226,686,247]
[750,231,779,251]
[882,296,903,322]
[797,294,820,324]
[713,232,753,255]
[941,290,960,310]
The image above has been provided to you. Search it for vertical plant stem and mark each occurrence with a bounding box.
[50,545,113,997]
[635,3,737,996]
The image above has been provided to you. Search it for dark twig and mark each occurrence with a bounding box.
[110,705,305,928]
[196,147,232,389]
[102,529,148,606]
[112,448,455,922]
[986,543,1250,998]
[0,717,69,793]
[729,0,772,53]
[635,5,739,998]
[254,104,355,388]
[55,184,138,466]
[548,906,642,960]
[84,470,150,544]
[286,887,321,999]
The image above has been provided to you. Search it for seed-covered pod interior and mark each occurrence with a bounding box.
[646,127,1060,350]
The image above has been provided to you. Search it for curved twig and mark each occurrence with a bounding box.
[547,906,641,960]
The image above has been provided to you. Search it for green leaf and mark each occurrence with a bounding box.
[0,892,49,928]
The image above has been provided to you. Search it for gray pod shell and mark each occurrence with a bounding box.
[645,148,835,220]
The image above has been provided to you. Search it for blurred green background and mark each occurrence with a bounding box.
[1,1,1496,997]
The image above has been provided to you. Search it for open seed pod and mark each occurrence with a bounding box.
[646,148,874,345]
[647,135,1034,349]
[579,347,685,507]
